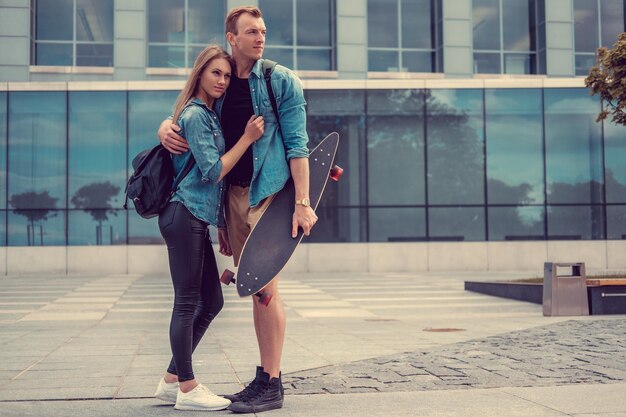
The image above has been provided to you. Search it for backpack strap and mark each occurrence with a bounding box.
[262,59,281,131]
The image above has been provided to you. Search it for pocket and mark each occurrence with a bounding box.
[158,202,178,231]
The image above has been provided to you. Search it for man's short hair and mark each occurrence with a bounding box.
[225,6,263,34]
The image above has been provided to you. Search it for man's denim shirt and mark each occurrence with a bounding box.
[215,59,309,207]
[170,98,226,227]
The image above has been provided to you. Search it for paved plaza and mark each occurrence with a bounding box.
[0,270,624,416]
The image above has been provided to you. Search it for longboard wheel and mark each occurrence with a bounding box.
[256,291,272,307]
[330,165,343,182]
[220,269,235,285]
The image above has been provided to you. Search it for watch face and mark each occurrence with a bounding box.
[303,198,310,207]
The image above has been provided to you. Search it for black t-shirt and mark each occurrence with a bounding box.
[221,75,254,184]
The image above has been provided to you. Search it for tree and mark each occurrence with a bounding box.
[585,32,626,125]
[71,182,120,244]
[9,191,58,245]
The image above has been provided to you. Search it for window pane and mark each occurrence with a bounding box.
[297,49,331,71]
[76,0,114,42]
[129,211,163,244]
[261,0,293,46]
[69,210,126,245]
[0,211,5,247]
[368,90,425,205]
[547,205,604,240]
[575,54,597,75]
[369,208,425,242]
[8,92,66,210]
[429,207,485,241]
[188,45,207,67]
[148,0,185,43]
[263,47,293,68]
[489,206,544,240]
[473,0,500,50]
[149,44,185,68]
[601,0,624,47]
[486,89,544,204]
[427,89,484,204]
[605,120,626,203]
[369,50,399,72]
[36,0,73,41]
[368,0,399,48]
[544,89,603,204]
[69,92,125,213]
[308,207,366,242]
[607,205,626,239]
[504,53,535,74]
[502,0,535,51]
[187,0,224,44]
[574,0,600,52]
[474,53,501,73]
[402,51,434,72]
[8,210,65,246]
[35,43,73,66]
[297,0,331,46]
[0,92,6,210]
[76,44,113,66]
[402,0,434,49]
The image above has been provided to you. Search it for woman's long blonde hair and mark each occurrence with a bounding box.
[172,45,234,123]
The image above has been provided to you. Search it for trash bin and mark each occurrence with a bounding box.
[543,262,589,316]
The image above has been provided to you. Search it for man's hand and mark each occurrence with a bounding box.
[158,119,189,154]
[292,205,318,238]
[218,228,232,257]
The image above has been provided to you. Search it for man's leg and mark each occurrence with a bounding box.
[253,277,285,379]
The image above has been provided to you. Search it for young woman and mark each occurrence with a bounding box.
[154,45,264,411]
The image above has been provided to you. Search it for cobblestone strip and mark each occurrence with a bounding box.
[285,319,626,395]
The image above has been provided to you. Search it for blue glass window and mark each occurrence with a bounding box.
[260,0,334,71]
[473,0,539,74]
[547,205,604,240]
[368,0,437,73]
[369,208,425,242]
[607,205,626,239]
[367,90,425,205]
[68,92,126,246]
[68,210,126,245]
[604,119,626,203]
[148,0,225,68]
[429,207,485,241]
[8,210,66,246]
[486,89,544,204]
[0,92,5,246]
[489,206,544,240]
[127,91,178,244]
[34,0,114,66]
[308,208,366,243]
[427,89,484,205]
[544,89,603,204]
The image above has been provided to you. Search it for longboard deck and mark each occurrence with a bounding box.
[235,132,340,297]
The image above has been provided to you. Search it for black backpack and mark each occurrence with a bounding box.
[124,144,195,219]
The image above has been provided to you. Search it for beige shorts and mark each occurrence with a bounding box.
[225,185,275,266]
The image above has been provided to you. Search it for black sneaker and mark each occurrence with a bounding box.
[223,366,263,403]
[228,371,284,413]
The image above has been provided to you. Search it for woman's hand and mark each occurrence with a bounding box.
[241,115,264,144]
[218,228,232,257]
[158,119,189,154]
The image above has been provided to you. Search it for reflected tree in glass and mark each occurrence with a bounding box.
[9,191,58,246]
[71,181,120,245]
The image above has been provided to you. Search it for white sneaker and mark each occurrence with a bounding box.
[174,383,231,411]
[154,378,179,403]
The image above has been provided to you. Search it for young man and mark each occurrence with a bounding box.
[158,6,317,414]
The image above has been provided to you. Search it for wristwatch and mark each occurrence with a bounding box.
[295,198,311,207]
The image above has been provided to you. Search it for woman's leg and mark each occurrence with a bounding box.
[159,202,207,386]
[165,229,224,378]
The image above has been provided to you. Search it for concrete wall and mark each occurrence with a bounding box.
[2,241,626,276]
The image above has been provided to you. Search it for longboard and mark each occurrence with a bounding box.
[220,132,342,304]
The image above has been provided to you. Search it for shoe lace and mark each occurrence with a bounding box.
[237,379,259,399]
[243,381,269,403]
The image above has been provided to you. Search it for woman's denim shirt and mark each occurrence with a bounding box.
[170,98,226,227]
[214,59,309,207]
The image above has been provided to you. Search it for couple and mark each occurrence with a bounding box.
[153,6,317,414]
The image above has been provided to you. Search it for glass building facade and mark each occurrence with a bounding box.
[1,85,624,246]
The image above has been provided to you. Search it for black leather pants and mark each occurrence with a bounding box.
[159,202,224,382]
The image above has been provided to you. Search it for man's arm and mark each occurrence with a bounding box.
[290,157,317,238]
[158,119,189,154]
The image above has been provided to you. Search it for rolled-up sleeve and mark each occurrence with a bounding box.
[178,107,223,183]
[277,73,309,160]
